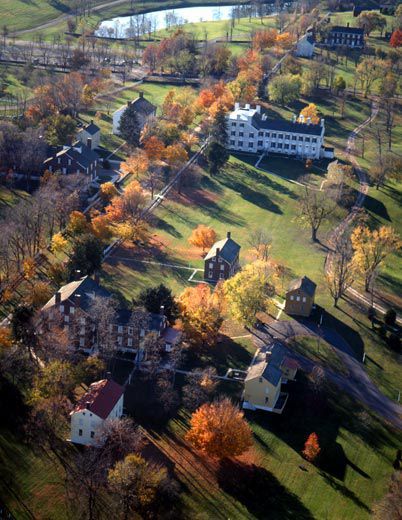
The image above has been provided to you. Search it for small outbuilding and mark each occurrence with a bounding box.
[112,92,157,135]
[284,276,316,317]
[204,231,240,282]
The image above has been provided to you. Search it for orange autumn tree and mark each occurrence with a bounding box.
[299,103,320,124]
[276,32,295,49]
[178,284,224,348]
[121,150,149,180]
[303,432,321,462]
[253,28,278,51]
[143,136,165,161]
[99,182,118,203]
[163,143,188,169]
[185,397,253,459]
[188,225,217,253]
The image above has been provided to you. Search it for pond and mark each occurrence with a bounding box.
[96,3,275,39]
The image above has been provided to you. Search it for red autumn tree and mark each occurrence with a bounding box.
[390,29,402,48]
[185,398,253,459]
[303,432,321,462]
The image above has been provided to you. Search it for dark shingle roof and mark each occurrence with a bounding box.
[204,235,241,263]
[82,121,100,135]
[131,96,157,116]
[42,276,111,312]
[44,141,99,169]
[330,25,364,35]
[287,276,317,297]
[256,117,323,136]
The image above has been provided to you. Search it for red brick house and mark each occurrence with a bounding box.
[284,276,316,317]
[43,141,100,179]
[204,232,241,282]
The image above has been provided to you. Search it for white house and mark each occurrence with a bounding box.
[77,120,101,150]
[295,30,315,58]
[227,103,334,160]
[112,92,157,135]
[70,377,124,446]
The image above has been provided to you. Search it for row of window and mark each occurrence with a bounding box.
[289,295,307,302]
[230,130,318,143]
[208,271,225,279]
[208,262,225,270]
[229,141,317,153]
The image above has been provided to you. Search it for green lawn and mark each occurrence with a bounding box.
[290,335,349,375]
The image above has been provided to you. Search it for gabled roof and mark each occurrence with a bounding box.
[44,141,99,169]
[42,276,111,312]
[81,121,100,135]
[204,235,241,263]
[246,342,291,386]
[72,379,124,420]
[330,25,364,35]
[287,276,317,297]
[114,95,157,116]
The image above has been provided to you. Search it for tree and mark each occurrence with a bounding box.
[27,281,53,308]
[30,360,77,401]
[51,232,69,253]
[302,432,321,462]
[96,417,144,464]
[179,284,224,348]
[182,367,218,411]
[223,261,276,326]
[108,454,167,520]
[205,140,229,176]
[356,58,387,98]
[119,103,141,146]
[91,214,113,242]
[390,29,402,48]
[297,186,336,242]
[45,114,76,146]
[384,308,397,327]
[68,233,104,277]
[99,182,118,203]
[326,235,355,307]
[247,228,272,261]
[138,284,179,323]
[185,397,253,459]
[210,103,228,145]
[163,143,188,170]
[357,12,387,36]
[299,103,319,124]
[351,225,401,291]
[370,154,402,189]
[268,74,301,105]
[76,356,106,386]
[67,210,90,237]
[333,75,346,94]
[188,224,217,253]
[106,181,147,236]
[143,136,165,161]
[121,150,149,180]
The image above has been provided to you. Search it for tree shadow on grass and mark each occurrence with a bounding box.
[364,193,391,222]
[152,215,184,239]
[320,474,371,513]
[217,460,314,520]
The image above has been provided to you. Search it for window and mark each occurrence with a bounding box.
[305,137,310,142]
[258,140,263,147]
[70,306,75,315]
[57,157,61,164]
[248,142,254,148]
[265,132,270,137]
[292,136,297,141]
[271,143,276,148]
[128,327,133,335]
[265,397,269,404]
[291,145,296,150]
[117,336,122,345]
[238,141,243,147]
[277,143,283,149]
[79,337,85,347]
[258,132,263,137]
[118,325,123,333]
[231,131,235,136]
[285,134,290,140]
[60,305,64,313]
[271,133,277,138]
[298,136,303,141]
[230,140,235,145]
[249,133,254,138]
[218,257,222,263]
[302,297,306,303]
[231,122,236,127]
[219,273,224,279]
[128,338,133,347]
[278,134,283,139]
[296,296,301,302]
[208,271,213,278]
[312,138,317,143]
[259,377,263,383]
[239,123,244,127]
[80,317,85,324]
[90,431,95,438]
[290,295,294,301]
[64,315,70,323]
[80,328,85,335]
[239,132,244,137]
[68,159,71,165]
[284,144,289,149]
[78,429,83,436]
[220,264,225,271]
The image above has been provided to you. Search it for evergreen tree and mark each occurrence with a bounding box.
[210,104,228,145]
[118,104,141,146]
[138,284,179,323]
[205,140,229,176]
[67,234,103,277]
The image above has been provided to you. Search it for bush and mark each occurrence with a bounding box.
[384,308,397,326]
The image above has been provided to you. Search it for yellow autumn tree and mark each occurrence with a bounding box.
[188,225,217,253]
[27,281,54,308]
[99,181,118,203]
[163,143,188,169]
[91,214,113,242]
[121,149,149,180]
[223,261,276,326]
[351,225,401,291]
[51,232,69,253]
[179,284,224,348]
[299,103,320,124]
[67,210,90,236]
[185,397,253,459]
[23,257,36,281]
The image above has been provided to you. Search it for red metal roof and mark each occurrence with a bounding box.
[73,379,124,420]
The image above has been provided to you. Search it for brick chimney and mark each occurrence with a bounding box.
[55,291,61,304]
[227,231,231,239]
[139,91,144,98]
[216,247,220,258]
[85,401,91,410]
[75,294,81,307]
[87,137,92,149]
[127,100,131,107]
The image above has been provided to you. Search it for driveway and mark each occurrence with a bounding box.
[255,319,402,430]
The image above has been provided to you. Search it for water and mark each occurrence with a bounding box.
[96,4,266,39]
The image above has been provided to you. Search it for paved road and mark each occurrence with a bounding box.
[256,319,402,430]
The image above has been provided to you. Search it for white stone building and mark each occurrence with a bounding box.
[295,30,315,58]
[77,120,101,150]
[227,103,334,160]
[70,377,124,446]
[112,92,157,135]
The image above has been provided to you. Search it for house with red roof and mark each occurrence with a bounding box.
[70,376,124,446]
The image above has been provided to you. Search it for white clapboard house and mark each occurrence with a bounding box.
[227,103,334,159]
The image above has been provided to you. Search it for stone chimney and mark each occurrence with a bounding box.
[55,291,61,304]
[75,270,82,280]
[227,231,231,239]
[75,294,81,307]
[216,247,220,258]
[85,401,91,410]
[139,91,144,98]
[90,119,94,125]
[265,352,272,362]
[245,103,250,110]
[320,118,325,128]
[127,100,131,107]
[160,305,165,316]
[347,22,350,27]
[87,137,92,149]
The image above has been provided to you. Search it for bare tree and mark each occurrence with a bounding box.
[96,417,144,465]
[297,186,336,242]
[247,228,272,261]
[182,367,218,411]
[326,235,355,307]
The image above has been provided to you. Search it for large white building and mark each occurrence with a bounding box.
[227,103,334,160]
[70,377,124,446]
